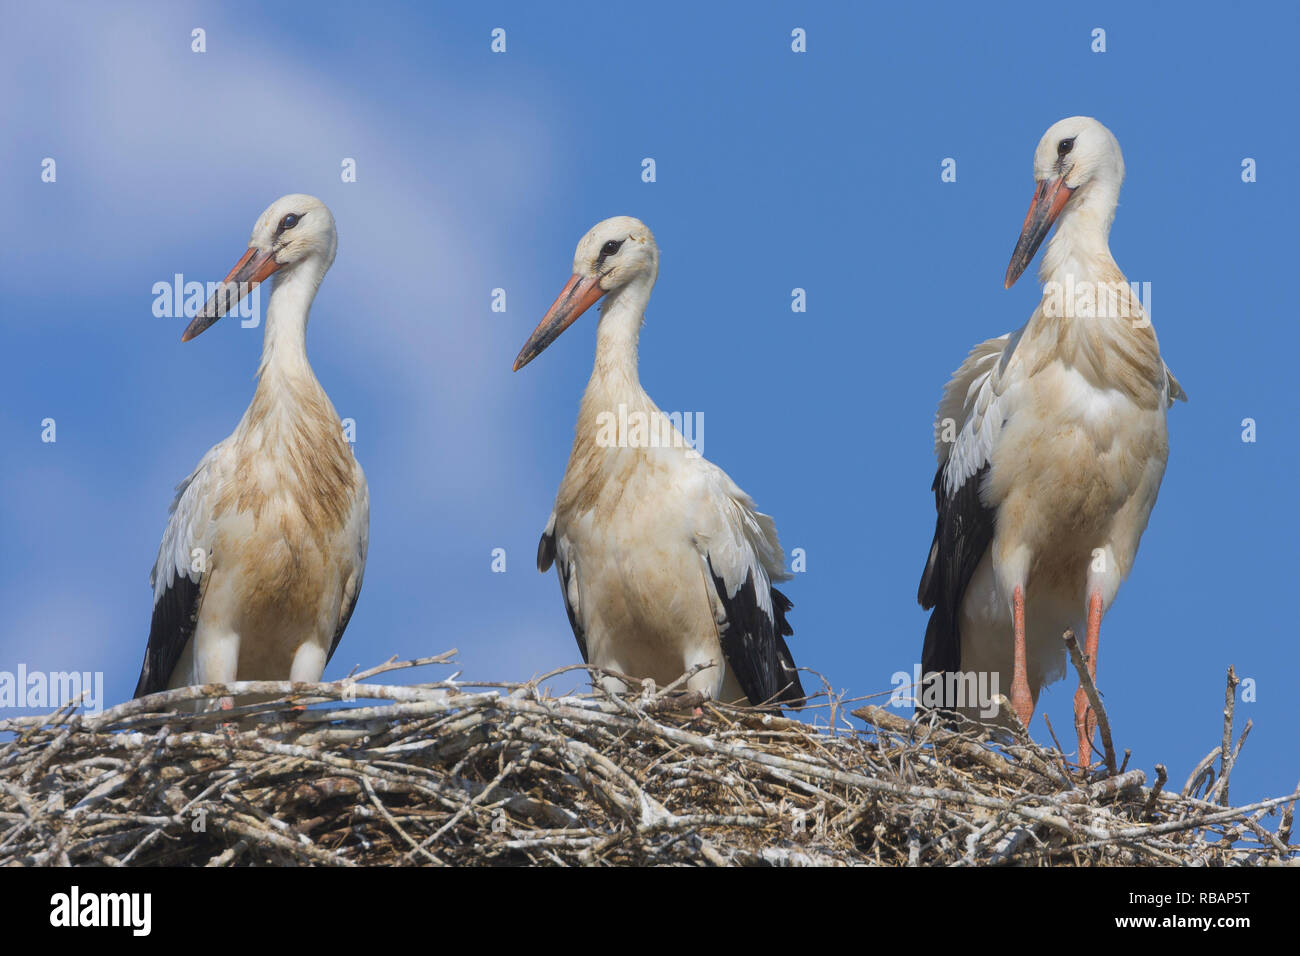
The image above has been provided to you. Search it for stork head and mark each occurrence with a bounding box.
[1005,116,1124,288]
[181,193,337,341]
[512,216,658,371]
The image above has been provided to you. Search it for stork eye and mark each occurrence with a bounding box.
[1057,138,1075,156]
[600,239,624,257]
[278,213,301,233]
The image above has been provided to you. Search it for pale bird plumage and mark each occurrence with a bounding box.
[918,118,1185,764]
[134,195,368,702]
[515,217,804,711]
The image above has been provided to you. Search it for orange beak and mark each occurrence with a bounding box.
[512,273,607,371]
[1004,176,1074,289]
[181,246,283,342]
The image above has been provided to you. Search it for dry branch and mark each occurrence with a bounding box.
[1063,629,1116,773]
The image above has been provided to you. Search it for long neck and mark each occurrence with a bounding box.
[238,255,334,443]
[238,253,347,454]
[587,273,654,403]
[257,256,327,383]
[558,272,663,513]
[1027,175,1167,405]
[233,253,356,532]
[1039,178,1123,286]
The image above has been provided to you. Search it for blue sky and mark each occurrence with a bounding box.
[2,2,1297,806]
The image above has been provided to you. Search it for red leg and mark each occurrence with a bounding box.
[1074,592,1103,765]
[220,695,236,738]
[1010,585,1034,727]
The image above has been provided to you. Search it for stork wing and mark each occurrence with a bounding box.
[538,511,588,663]
[918,334,1020,682]
[133,443,225,697]
[326,464,370,667]
[1164,363,1188,406]
[691,464,804,711]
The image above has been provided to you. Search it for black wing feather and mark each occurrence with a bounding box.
[325,580,363,668]
[770,586,804,709]
[133,574,203,698]
[541,528,588,663]
[538,529,556,572]
[917,462,996,709]
[706,558,805,712]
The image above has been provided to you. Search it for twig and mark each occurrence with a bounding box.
[1142,765,1168,819]
[1217,666,1241,806]
[1182,747,1219,798]
[1063,629,1116,775]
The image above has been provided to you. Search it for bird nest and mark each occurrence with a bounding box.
[0,651,1294,866]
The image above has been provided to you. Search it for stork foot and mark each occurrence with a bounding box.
[219,695,236,738]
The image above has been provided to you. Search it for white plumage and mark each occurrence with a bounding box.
[514,217,803,710]
[919,118,1185,764]
[134,195,368,701]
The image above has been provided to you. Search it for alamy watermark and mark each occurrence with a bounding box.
[1042,276,1152,326]
[594,403,704,458]
[0,665,104,716]
[152,273,262,328]
[49,886,150,936]
[889,663,1001,719]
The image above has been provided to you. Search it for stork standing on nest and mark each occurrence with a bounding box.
[134,194,368,703]
[918,118,1185,764]
[513,216,804,712]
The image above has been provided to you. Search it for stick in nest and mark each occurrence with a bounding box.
[1063,629,1116,775]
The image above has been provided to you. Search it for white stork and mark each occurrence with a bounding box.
[513,216,804,712]
[918,118,1185,764]
[133,194,368,704]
